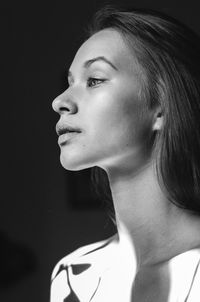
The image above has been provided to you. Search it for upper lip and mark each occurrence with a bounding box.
[56,123,82,136]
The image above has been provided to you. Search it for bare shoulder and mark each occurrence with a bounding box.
[188,250,200,301]
[51,234,117,281]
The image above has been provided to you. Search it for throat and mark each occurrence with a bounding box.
[131,264,170,302]
[117,205,200,269]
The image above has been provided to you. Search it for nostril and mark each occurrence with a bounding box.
[60,106,70,112]
[52,93,78,114]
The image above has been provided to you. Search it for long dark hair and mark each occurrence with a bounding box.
[88,5,200,217]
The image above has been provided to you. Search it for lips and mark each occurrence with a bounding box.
[56,123,82,146]
[56,124,82,136]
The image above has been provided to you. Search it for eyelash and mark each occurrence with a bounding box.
[87,77,106,88]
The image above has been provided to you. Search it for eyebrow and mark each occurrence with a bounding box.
[67,56,118,81]
[67,56,118,79]
[83,56,118,71]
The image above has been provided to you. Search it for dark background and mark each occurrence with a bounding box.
[1,1,200,301]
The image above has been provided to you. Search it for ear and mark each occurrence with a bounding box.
[152,108,163,131]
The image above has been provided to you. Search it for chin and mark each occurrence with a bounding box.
[60,154,93,171]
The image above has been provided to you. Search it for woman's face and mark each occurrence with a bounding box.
[52,29,155,173]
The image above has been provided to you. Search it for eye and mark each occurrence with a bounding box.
[87,77,106,88]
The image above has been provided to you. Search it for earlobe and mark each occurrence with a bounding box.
[152,111,163,131]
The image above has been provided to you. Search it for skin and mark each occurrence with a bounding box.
[52,29,200,301]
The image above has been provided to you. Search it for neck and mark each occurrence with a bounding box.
[106,160,200,269]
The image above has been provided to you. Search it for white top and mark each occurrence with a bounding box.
[50,234,200,302]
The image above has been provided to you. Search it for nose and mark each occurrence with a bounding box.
[52,89,78,115]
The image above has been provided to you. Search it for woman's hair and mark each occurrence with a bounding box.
[88,5,200,217]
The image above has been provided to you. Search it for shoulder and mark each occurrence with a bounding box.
[50,234,118,302]
[187,249,200,301]
[169,247,200,301]
[51,234,117,281]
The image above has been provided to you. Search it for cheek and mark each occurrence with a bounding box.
[86,89,146,146]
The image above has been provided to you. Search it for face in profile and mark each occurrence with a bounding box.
[52,29,156,174]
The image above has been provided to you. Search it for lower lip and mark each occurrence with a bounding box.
[58,132,81,146]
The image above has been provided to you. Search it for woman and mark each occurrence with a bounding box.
[50,5,200,302]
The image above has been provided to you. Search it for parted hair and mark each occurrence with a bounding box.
[89,5,200,217]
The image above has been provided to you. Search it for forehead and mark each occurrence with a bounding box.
[70,29,139,72]
[77,29,126,58]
